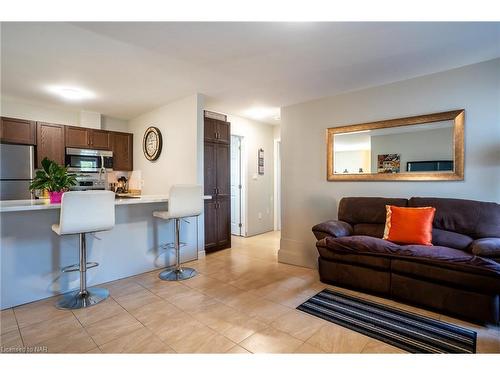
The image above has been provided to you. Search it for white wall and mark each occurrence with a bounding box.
[227,114,275,236]
[335,150,371,174]
[128,94,202,195]
[1,96,128,131]
[101,116,128,132]
[279,58,500,268]
[128,93,205,255]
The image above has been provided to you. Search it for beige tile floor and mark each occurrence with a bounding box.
[1,231,499,354]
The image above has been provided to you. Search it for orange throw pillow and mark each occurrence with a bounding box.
[383,205,436,246]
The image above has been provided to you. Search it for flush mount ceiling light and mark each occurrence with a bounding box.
[243,107,280,121]
[46,85,95,101]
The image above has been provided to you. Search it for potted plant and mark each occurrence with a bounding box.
[29,158,77,203]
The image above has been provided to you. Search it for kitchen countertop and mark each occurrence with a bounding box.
[0,195,212,213]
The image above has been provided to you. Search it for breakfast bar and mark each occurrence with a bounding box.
[0,195,208,309]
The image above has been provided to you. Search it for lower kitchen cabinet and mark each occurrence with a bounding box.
[204,197,231,253]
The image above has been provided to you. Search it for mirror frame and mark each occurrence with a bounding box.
[327,109,464,181]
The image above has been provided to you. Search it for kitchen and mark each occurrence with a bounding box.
[0,108,206,309]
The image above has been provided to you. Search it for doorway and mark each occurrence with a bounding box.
[230,135,245,236]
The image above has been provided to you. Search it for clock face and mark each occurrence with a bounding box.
[143,127,162,161]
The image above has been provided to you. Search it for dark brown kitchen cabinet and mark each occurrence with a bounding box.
[111,132,133,171]
[0,117,36,145]
[204,116,231,253]
[216,120,230,144]
[36,122,65,167]
[204,142,217,196]
[216,198,231,248]
[204,200,218,250]
[66,127,111,150]
[90,129,111,150]
[204,118,230,144]
[65,126,90,148]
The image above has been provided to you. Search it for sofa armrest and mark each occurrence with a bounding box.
[312,220,353,240]
[471,238,500,258]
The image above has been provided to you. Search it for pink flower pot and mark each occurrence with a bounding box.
[48,191,64,204]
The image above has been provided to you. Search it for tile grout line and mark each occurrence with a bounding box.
[10,309,26,351]
[71,308,101,353]
[107,294,178,353]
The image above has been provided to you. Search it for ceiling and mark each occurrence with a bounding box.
[1,22,499,124]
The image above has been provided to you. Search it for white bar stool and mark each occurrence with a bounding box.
[52,190,115,309]
[153,184,203,281]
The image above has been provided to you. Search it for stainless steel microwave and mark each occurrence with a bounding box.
[65,148,113,172]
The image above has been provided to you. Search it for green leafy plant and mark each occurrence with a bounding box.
[29,158,77,192]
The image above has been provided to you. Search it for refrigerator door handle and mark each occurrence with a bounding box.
[30,145,35,179]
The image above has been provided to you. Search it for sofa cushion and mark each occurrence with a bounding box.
[409,197,500,238]
[391,259,500,293]
[323,235,401,256]
[320,236,500,275]
[432,228,473,250]
[316,238,390,270]
[338,197,407,225]
[397,244,500,274]
[353,223,385,238]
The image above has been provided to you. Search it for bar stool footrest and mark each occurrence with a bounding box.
[61,262,99,273]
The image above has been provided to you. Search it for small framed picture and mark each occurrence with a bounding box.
[258,148,264,175]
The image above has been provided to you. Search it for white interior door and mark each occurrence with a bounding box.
[230,135,242,235]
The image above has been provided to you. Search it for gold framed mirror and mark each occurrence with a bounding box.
[327,110,464,181]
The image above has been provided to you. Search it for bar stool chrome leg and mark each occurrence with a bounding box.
[56,233,109,310]
[159,218,197,281]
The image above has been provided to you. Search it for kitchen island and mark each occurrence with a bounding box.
[0,195,209,309]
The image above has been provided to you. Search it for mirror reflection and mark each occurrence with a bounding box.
[333,120,454,175]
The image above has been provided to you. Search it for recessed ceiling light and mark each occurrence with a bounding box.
[46,85,95,101]
[243,107,280,121]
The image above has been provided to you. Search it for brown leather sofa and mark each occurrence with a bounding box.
[312,197,500,324]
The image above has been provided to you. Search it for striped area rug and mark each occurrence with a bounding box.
[297,289,476,353]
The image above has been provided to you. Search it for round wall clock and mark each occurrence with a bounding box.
[143,126,163,161]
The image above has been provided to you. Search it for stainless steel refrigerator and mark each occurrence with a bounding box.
[0,143,35,200]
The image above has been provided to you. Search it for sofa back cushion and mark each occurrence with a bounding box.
[431,228,473,250]
[409,197,500,239]
[338,197,407,225]
[353,223,385,238]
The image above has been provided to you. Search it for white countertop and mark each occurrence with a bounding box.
[0,195,212,213]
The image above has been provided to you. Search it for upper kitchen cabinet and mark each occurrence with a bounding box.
[90,129,111,150]
[66,126,90,148]
[111,132,133,171]
[36,122,65,167]
[65,126,111,150]
[216,120,230,144]
[204,117,230,144]
[0,117,36,145]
